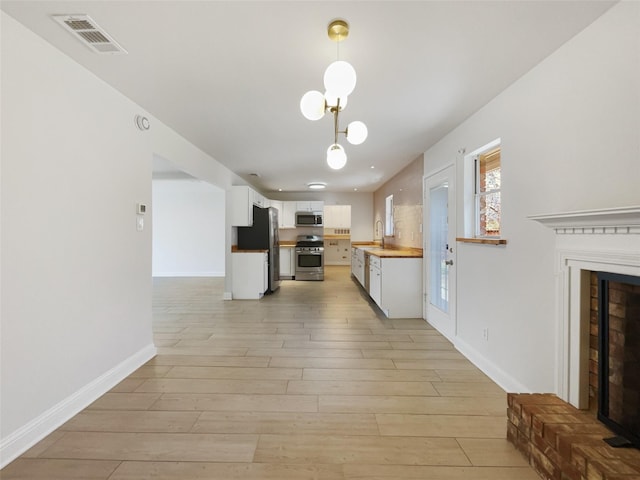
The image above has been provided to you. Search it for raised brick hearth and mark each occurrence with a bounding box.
[507,393,640,480]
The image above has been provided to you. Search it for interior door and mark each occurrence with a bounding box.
[424,165,456,341]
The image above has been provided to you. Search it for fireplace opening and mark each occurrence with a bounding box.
[597,272,640,449]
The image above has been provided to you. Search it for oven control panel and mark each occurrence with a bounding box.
[295,246,324,253]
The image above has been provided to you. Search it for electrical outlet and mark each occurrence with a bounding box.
[482,328,489,341]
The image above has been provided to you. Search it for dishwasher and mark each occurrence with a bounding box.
[364,253,370,292]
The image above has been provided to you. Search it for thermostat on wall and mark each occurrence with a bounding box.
[137,203,147,214]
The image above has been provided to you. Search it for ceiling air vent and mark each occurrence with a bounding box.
[52,14,127,54]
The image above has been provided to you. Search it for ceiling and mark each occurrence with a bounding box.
[1,1,615,193]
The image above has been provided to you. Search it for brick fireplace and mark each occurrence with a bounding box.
[512,206,640,479]
[589,272,640,416]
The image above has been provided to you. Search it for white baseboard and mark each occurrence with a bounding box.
[152,271,225,277]
[0,343,157,468]
[453,337,530,394]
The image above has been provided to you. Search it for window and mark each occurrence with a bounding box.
[385,194,394,236]
[461,139,503,243]
[474,146,501,237]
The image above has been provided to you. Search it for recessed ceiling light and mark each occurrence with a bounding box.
[278,188,282,192]
[307,182,327,190]
[370,166,375,169]
[354,188,358,191]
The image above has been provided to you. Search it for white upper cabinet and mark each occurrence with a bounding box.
[232,190,329,229]
[296,201,324,212]
[281,201,297,228]
[230,185,266,226]
[251,189,265,207]
[324,205,351,228]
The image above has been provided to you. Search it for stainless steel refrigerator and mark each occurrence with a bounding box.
[237,206,280,293]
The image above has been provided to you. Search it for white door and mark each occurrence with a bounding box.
[424,166,456,340]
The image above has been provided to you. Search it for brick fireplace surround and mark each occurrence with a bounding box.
[507,393,640,480]
[512,207,640,480]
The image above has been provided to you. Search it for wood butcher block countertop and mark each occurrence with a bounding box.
[278,241,297,247]
[231,245,268,253]
[352,242,423,259]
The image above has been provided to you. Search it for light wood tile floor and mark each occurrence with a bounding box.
[2,266,539,479]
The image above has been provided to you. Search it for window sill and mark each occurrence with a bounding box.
[456,237,507,246]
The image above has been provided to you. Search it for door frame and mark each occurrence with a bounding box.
[423,164,457,341]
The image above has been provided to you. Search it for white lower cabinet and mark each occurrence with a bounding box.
[232,251,268,299]
[374,256,422,318]
[351,247,365,286]
[354,247,422,318]
[369,255,382,306]
[279,246,295,279]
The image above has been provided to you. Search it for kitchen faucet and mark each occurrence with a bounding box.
[375,220,384,248]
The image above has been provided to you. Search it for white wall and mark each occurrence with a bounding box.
[0,12,240,466]
[423,1,640,393]
[152,178,225,277]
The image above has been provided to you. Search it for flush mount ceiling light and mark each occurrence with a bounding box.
[300,19,367,170]
[307,182,327,190]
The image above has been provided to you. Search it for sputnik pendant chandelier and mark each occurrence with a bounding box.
[300,19,367,170]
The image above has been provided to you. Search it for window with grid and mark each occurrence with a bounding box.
[475,146,501,237]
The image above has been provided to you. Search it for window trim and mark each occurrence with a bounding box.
[462,138,504,243]
[385,194,394,236]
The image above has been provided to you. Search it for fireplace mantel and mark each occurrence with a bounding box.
[527,205,640,409]
[528,206,640,234]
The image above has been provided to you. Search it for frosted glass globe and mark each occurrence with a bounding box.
[324,91,348,110]
[300,90,326,121]
[346,121,368,145]
[326,144,347,170]
[323,61,357,98]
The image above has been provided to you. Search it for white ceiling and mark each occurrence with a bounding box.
[1,1,615,193]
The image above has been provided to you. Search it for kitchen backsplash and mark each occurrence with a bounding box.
[373,154,424,249]
[278,226,323,242]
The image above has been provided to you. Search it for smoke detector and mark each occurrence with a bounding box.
[52,14,127,54]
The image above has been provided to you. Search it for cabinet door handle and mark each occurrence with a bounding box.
[445,259,454,266]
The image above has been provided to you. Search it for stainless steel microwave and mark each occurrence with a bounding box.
[295,211,323,227]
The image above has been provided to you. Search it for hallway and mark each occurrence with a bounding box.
[3,266,538,479]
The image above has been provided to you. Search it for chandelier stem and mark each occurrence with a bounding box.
[333,101,340,145]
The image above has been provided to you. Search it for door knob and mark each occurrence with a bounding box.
[445,259,454,266]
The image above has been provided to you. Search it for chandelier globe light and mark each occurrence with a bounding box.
[346,120,368,145]
[326,144,347,170]
[300,19,367,170]
[323,60,357,99]
[300,91,326,121]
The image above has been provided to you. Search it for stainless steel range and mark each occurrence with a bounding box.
[295,235,324,281]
